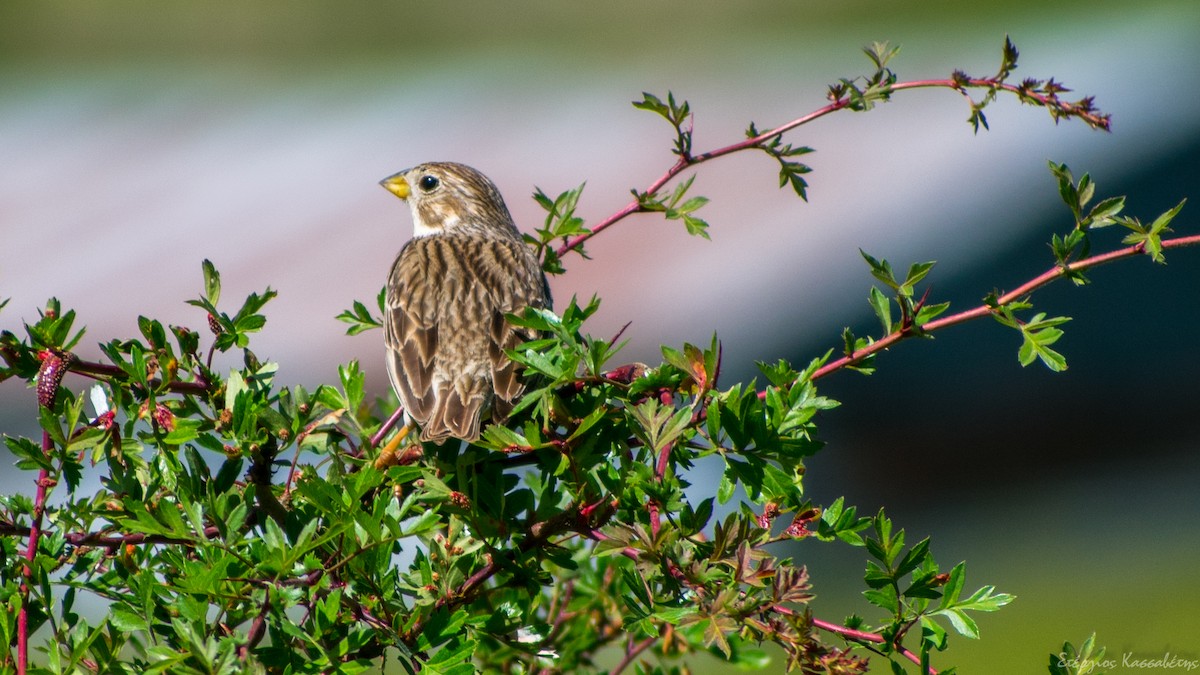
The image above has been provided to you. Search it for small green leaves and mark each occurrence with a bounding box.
[854,509,1013,663]
[1048,161,1186,269]
[997,35,1020,81]
[660,335,720,393]
[1086,196,1126,228]
[530,182,589,274]
[840,328,877,375]
[23,298,85,352]
[1050,633,1108,675]
[860,251,940,335]
[865,41,902,73]
[186,261,277,352]
[1019,315,1070,371]
[633,91,693,159]
[992,304,1071,371]
[746,121,814,200]
[827,41,899,114]
[1046,161,1134,287]
[1049,161,1094,225]
[1117,198,1187,264]
[951,37,1111,133]
[635,174,711,239]
[951,69,992,133]
[816,497,871,546]
[1049,160,1127,232]
[931,563,1015,639]
[201,258,221,307]
[337,286,386,335]
[629,398,691,457]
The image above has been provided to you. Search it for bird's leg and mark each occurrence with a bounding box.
[374,424,407,469]
[380,422,412,455]
[374,423,424,469]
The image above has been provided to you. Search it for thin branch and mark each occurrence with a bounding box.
[239,596,272,660]
[17,432,53,675]
[401,500,605,643]
[1,521,222,549]
[608,635,657,675]
[370,406,406,448]
[553,99,844,259]
[811,232,1200,381]
[554,74,1104,260]
[812,617,937,675]
[894,77,1111,129]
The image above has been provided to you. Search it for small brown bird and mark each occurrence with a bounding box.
[380,162,551,443]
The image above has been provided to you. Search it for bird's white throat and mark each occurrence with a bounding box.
[409,203,460,238]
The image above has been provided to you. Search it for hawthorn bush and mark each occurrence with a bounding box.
[1,40,1192,675]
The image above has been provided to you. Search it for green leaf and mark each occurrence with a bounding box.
[677,195,708,214]
[1048,161,1080,219]
[1018,321,1069,372]
[1148,199,1186,235]
[860,249,896,288]
[417,609,471,652]
[863,584,899,613]
[939,562,966,609]
[109,605,149,633]
[633,91,669,118]
[869,286,892,334]
[717,469,736,504]
[903,261,935,288]
[896,537,931,577]
[956,584,1015,613]
[920,616,949,652]
[942,608,979,639]
[682,214,710,239]
[161,418,202,445]
[633,91,692,156]
[337,294,385,335]
[201,259,221,306]
[1084,196,1124,228]
[1050,633,1107,675]
[339,360,366,411]
[915,301,950,326]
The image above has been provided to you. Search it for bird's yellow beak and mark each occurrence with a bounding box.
[380,173,410,200]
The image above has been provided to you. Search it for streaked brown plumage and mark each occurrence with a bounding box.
[380,162,550,443]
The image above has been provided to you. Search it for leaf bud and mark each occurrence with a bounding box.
[36,350,75,408]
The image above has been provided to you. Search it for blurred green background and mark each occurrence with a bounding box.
[2,1,1199,671]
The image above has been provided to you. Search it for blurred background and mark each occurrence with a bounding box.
[2,0,1198,670]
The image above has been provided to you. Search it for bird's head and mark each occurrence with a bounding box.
[380,162,516,238]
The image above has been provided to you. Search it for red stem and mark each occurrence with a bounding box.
[608,635,657,675]
[17,432,53,675]
[812,617,938,675]
[554,98,848,259]
[892,77,1109,128]
[370,406,406,448]
[0,522,221,548]
[647,500,661,539]
[69,358,210,395]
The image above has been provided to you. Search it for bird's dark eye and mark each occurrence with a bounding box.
[418,175,440,192]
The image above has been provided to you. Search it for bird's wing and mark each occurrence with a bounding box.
[479,238,551,414]
[423,377,487,443]
[384,239,440,425]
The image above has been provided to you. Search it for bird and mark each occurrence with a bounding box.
[379,162,551,444]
